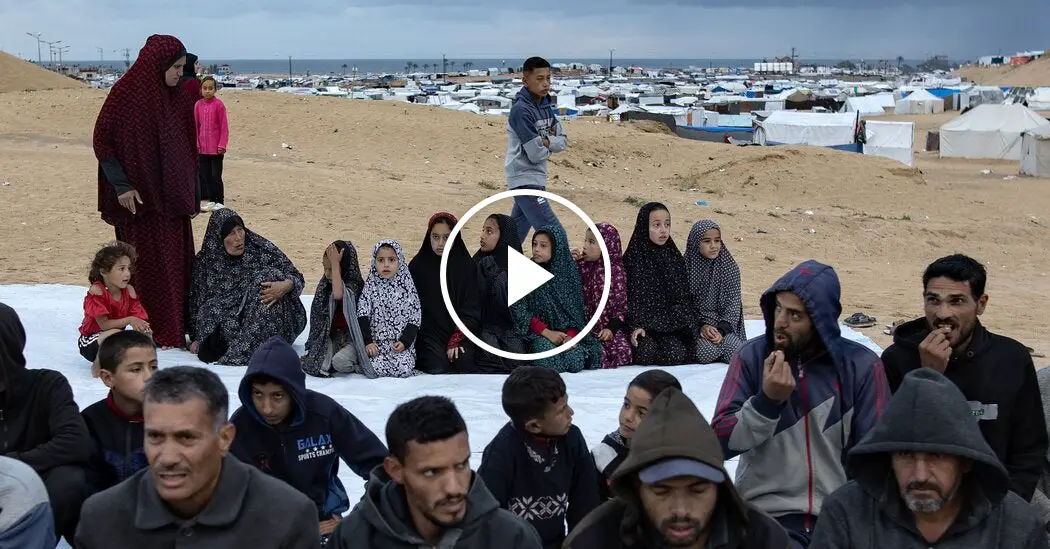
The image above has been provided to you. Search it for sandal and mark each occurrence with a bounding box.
[844,312,877,329]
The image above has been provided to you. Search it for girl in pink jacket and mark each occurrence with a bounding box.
[195,76,229,212]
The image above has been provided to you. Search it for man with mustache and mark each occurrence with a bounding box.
[711,260,889,548]
[75,366,320,548]
[565,387,790,549]
[331,395,542,548]
[882,254,1046,502]
[810,368,1048,548]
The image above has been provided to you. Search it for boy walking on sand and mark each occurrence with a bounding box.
[505,56,566,245]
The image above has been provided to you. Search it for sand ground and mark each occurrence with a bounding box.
[0,85,1048,358]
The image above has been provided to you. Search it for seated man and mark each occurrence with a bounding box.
[331,395,542,548]
[565,387,789,549]
[0,456,55,549]
[75,366,320,548]
[882,254,1046,501]
[231,336,388,539]
[711,261,889,547]
[810,368,1048,548]
[82,330,157,490]
[0,303,93,545]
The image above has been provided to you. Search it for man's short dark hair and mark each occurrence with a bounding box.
[247,373,282,388]
[628,369,682,398]
[143,366,228,430]
[923,254,987,299]
[501,366,566,425]
[386,396,467,462]
[97,330,156,373]
[522,56,551,74]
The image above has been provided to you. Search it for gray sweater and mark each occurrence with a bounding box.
[810,368,1048,549]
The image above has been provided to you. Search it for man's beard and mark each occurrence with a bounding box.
[420,496,467,529]
[774,329,813,360]
[900,480,959,515]
[657,515,705,547]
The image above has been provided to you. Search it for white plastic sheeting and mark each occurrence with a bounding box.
[863,121,915,166]
[754,111,858,146]
[894,89,945,115]
[1020,125,1050,177]
[940,104,1050,160]
[844,93,895,115]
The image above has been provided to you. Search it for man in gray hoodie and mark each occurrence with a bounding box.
[0,456,54,549]
[810,368,1048,548]
[504,56,566,244]
[332,395,542,548]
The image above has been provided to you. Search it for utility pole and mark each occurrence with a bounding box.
[790,46,798,69]
[25,32,43,65]
[609,48,614,75]
[55,45,70,67]
[441,53,447,75]
[44,40,61,66]
[288,55,292,80]
[120,48,130,68]
[97,47,104,63]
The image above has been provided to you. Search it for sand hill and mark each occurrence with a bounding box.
[0,52,86,93]
[955,56,1050,87]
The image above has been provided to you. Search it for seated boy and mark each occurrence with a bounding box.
[230,336,388,540]
[81,330,157,490]
[478,366,601,549]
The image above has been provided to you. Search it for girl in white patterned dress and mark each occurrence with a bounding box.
[357,240,421,378]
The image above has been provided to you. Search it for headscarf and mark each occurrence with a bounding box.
[473,214,520,272]
[303,240,368,375]
[576,223,628,333]
[684,220,746,339]
[513,225,588,333]
[474,214,521,334]
[622,202,695,333]
[358,240,421,342]
[182,53,198,81]
[93,34,196,223]
[409,213,481,339]
[0,303,28,393]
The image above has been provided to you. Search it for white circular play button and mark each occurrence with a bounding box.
[440,189,611,362]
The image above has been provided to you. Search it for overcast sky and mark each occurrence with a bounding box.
[1,0,1044,62]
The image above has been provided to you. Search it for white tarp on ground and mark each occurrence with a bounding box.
[895,89,945,115]
[864,121,915,166]
[754,111,858,146]
[1020,125,1050,177]
[1,283,883,549]
[940,104,1050,160]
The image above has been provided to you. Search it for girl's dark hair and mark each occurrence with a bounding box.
[89,241,137,284]
[628,369,682,398]
[200,75,218,87]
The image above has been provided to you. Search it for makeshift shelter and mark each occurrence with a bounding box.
[754,111,858,147]
[843,93,895,115]
[895,89,945,115]
[863,121,915,166]
[1020,125,1050,177]
[940,104,1050,160]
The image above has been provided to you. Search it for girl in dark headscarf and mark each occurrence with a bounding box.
[302,241,376,379]
[93,35,196,349]
[408,212,482,374]
[622,202,698,365]
[685,220,746,364]
[181,53,202,101]
[576,222,632,369]
[511,225,601,373]
[473,214,526,373]
[187,208,307,365]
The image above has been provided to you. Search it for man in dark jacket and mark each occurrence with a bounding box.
[75,366,320,548]
[810,368,1048,548]
[711,260,889,546]
[0,303,93,545]
[331,395,542,548]
[230,336,388,539]
[881,254,1046,501]
[565,387,789,549]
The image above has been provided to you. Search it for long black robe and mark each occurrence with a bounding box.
[472,214,527,373]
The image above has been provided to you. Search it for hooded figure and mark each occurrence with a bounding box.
[187,208,307,366]
[92,34,197,348]
[511,225,601,373]
[230,337,388,523]
[710,260,889,544]
[357,240,421,378]
[0,304,93,545]
[0,456,55,549]
[409,212,482,374]
[685,219,746,364]
[564,388,790,549]
[473,214,527,373]
[577,222,633,369]
[623,202,698,366]
[302,240,375,379]
[181,52,202,101]
[1032,366,1050,532]
[810,368,1048,548]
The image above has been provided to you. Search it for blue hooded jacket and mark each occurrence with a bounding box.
[710,260,889,527]
[230,336,388,518]
[504,86,567,189]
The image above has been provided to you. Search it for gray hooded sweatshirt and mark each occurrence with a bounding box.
[504,87,567,189]
[810,368,1048,549]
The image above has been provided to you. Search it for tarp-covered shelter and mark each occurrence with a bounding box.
[940,104,1050,160]
[863,121,914,166]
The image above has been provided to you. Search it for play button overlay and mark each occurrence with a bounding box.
[507,246,554,306]
[440,189,611,363]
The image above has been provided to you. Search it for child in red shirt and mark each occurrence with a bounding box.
[79,241,151,376]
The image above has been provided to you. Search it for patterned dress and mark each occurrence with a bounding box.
[685,220,747,364]
[187,208,307,366]
[357,240,421,378]
[576,222,633,369]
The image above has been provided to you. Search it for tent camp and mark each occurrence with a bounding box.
[1020,125,1050,177]
[939,104,1050,160]
[754,111,858,147]
[895,89,945,115]
[863,121,914,166]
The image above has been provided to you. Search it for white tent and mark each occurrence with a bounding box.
[844,93,895,115]
[754,111,857,146]
[1020,125,1050,177]
[894,89,944,115]
[863,121,914,166]
[940,104,1050,160]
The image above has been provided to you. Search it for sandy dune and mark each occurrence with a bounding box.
[955,56,1050,87]
[0,53,86,93]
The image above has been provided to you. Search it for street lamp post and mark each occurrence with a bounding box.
[609,48,614,76]
[25,32,43,65]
